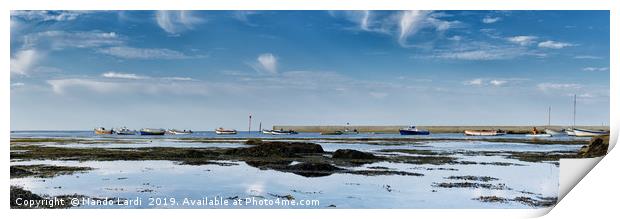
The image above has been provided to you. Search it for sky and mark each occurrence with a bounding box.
[10,10,610,130]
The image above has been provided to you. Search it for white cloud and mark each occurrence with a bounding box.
[538,40,574,49]
[101,72,148,80]
[162,77,195,81]
[434,47,526,61]
[482,16,501,24]
[23,30,122,50]
[582,67,609,72]
[11,10,90,22]
[10,49,40,75]
[47,78,208,96]
[254,53,278,74]
[334,11,458,47]
[537,83,582,91]
[464,78,483,86]
[398,10,432,46]
[464,78,512,87]
[97,46,192,60]
[489,80,507,86]
[155,11,204,34]
[369,92,388,98]
[574,55,602,59]
[11,82,25,88]
[507,36,537,46]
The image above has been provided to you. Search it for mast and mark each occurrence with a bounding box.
[572,94,576,128]
[248,114,252,134]
[547,106,551,127]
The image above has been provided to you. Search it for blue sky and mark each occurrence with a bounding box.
[10,10,610,130]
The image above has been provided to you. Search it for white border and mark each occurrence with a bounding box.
[3,1,616,218]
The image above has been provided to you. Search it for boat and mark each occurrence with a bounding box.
[321,130,344,135]
[565,129,576,136]
[215,127,237,135]
[399,126,430,135]
[263,129,298,135]
[167,129,193,135]
[544,129,565,136]
[573,128,609,137]
[525,133,552,138]
[115,127,136,135]
[464,130,506,136]
[94,127,113,135]
[140,128,166,135]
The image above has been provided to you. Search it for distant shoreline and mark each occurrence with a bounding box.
[272,125,610,134]
[11,125,610,134]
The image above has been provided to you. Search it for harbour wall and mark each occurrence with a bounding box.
[272,125,609,134]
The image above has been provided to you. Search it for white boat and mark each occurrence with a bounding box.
[565,129,576,136]
[115,127,136,135]
[261,129,273,134]
[544,129,565,136]
[215,128,237,135]
[167,129,193,135]
[525,133,552,138]
[573,128,609,137]
[464,130,506,136]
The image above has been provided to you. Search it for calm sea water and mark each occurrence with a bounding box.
[10,131,585,209]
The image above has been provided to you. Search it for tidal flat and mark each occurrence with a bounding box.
[10,135,594,209]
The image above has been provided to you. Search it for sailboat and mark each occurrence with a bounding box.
[565,94,577,136]
[525,107,552,138]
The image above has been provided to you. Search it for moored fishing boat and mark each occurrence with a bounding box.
[215,127,237,135]
[115,127,136,135]
[399,126,430,135]
[140,128,166,135]
[263,129,298,135]
[167,129,193,135]
[94,127,113,135]
[573,128,609,137]
[464,130,506,136]
[321,130,344,135]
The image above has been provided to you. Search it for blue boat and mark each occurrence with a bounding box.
[399,126,430,135]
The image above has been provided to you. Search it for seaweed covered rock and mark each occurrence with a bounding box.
[226,141,324,158]
[578,136,609,158]
[283,162,343,177]
[332,149,378,159]
[10,186,43,209]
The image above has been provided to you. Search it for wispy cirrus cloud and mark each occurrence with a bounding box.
[97,46,196,60]
[482,16,501,24]
[155,11,204,35]
[537,82,582,91]
[47,78,206,95]
[333,10,461,47]
[101,72,148,80]
[463,78,517,87]
[22,30,122,50]
[507,35,538,46]
[582,67,609,72]
[538,40,574,49]
[574,55,602,59]
[11,10,91,22]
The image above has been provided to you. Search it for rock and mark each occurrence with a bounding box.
[578,136,609,158]
[332,149,378,159]
[226,141,324,158]
[284,162,343,177]
[245,139,263,145]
